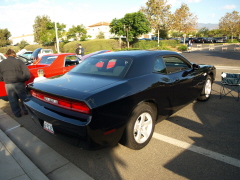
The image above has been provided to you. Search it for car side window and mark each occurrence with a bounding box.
[163,56,191,74]
[153,57,167,74]
[65,55,79,67]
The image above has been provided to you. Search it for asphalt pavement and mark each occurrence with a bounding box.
[0,43,239,180]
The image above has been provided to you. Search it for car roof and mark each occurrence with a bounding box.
[93,50,179,59]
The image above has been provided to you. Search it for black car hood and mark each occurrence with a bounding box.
[30,73,122,101]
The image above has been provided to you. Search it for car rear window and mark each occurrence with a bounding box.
[39,56,57,64]
[70,57,132,77]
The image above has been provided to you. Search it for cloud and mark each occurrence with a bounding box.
[208,13,215,18]
[222,5,237,9]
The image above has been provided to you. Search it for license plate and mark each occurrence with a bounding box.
[43,121,54,134]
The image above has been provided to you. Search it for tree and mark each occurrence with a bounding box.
[197,27,209,37]
[219,11,240,42]
[33,15,51,44]
[40,21,66,49]
[96,31,105,39]
[0,28,11,47]
[140,0,172,45]
[110,11,151,48]
[171,3,198,44]
[19,40,29,50]
[67,25,89,41]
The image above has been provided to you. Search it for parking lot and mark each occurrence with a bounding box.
[0,44,240,180]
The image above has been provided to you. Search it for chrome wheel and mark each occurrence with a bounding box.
[133,112,153,144]
[205,79,212,97]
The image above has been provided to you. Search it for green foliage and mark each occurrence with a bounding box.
[0,46,20,54]
[0,28,11,47]
[40,22,66,45]
[227,39,239,43]
[177,44,188,51]
[67,25,89,41]
[96,31,105,39]
[133,39,178,50]
[18,40,29,50]
[63,39,120,54]
[109,11,151,42]
[133,40,158,49]
[33,15,51,44]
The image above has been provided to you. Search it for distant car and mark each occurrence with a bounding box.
[151,37,163,40]
[188,38,197,43]
[214,37,225,43]
[24,50,216,150]
[205,37,214,43]
[22,51,33,59]
[195,38,206,43]
[139,38,151,41]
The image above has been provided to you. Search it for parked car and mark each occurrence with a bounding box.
[188,38,197,43]
[139,38,151,41]
[24,50,216,150]
[22,51,33,59]
[214,37,226,43]
[17,55,33,65]
[195,37,206,43]
[0,48,80,97]
[205,37,214,43]
[0,48,111,97]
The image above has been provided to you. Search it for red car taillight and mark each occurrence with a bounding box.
[30,90,90,114]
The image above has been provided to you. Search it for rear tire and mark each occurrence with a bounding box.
[197,75,212,101]
[121,103,156,150]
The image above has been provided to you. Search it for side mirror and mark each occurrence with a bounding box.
[192,64,199,70]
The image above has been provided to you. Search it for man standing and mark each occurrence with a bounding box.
[0,49,30,117]
[75,44,84,59]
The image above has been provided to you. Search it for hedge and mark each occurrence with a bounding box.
[63,39,120,54]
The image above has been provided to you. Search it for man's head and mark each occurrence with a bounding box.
[6,49,16,57]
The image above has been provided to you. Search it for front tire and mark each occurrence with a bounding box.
[197,75,212,101]
[121,103,156,150]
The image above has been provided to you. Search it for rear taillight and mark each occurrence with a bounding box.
[30,90,90,114]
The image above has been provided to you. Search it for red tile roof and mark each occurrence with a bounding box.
[88,22,110,27]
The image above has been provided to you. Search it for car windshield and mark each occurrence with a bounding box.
[39,56,57,64]
[70,57,132,77]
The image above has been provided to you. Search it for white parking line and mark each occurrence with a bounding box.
[215,66,240,70]
[153,133,240,168]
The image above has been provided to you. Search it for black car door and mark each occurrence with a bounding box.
[162,55,201,111]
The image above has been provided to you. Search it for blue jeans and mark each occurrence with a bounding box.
[5,82,28,116]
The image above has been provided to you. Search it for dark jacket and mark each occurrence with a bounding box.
[75,47,84,56]
[0,56,30,84]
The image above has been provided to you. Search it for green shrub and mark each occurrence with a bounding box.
[0,46,20,54]
[177,45,188,51]
[227,39,239,43]
[63,39,120,54]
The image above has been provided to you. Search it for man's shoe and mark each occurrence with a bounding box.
[15,114,22,118]
[24,111,28,115]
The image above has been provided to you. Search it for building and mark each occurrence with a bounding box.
[87,22,114,39]
[10,34,35,45]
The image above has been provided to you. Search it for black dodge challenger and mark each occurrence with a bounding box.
[24,50,216,150]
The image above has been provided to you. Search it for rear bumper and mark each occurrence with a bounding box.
[24,97,124,149]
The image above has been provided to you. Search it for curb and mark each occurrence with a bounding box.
[0,109,94,180]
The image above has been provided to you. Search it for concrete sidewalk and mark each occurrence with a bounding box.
[0,109,93,180]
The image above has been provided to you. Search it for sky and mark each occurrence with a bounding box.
[0,0,239,38]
